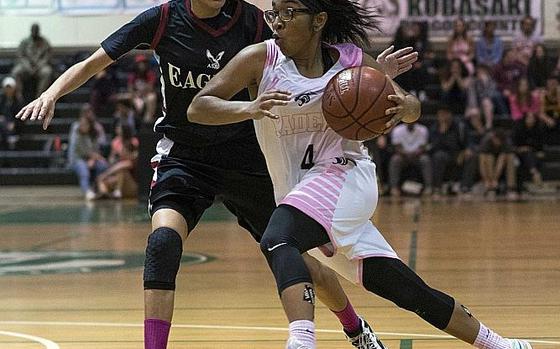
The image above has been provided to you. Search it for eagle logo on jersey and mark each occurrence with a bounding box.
[206,49,225,69]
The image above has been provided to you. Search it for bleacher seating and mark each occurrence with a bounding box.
[1,48,559,187]
[0,50,133,185]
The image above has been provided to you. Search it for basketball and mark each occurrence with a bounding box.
[322,66,396,141]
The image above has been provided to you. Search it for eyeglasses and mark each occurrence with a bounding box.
[264,8,314,24]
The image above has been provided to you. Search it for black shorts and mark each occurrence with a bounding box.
[148,137,276,242]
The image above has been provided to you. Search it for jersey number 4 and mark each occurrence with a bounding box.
[300,144,314,169]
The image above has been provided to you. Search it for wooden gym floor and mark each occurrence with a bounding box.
[0,186,559,349]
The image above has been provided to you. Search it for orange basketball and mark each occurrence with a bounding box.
[322,66,396,141]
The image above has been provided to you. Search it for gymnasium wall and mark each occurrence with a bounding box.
[0,0,558,49]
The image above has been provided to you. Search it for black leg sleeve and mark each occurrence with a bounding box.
[362,257,455,330]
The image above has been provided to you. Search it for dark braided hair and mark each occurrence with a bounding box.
[299,0,381,48]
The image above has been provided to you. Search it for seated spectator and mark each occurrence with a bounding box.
[540,76,560,144]
[461,109,488,194]
[440,59,470,115]
[96,124,139,199]
[479,129,517,201]
[128,54,158,125]
[527,44,552,90]
[67,114,109,200]
[429,105,465,197]
[90,69,118,118]
[467,64,508,129]
[508,77,541,122]
[112,99,138,134]
[389,123,432,198]
[553,57,560,77]
[446,18,475,75]
[11,24,52,100]
[79,103,108,154]
[475,21,503,70]
[0,77,24,150]
[494,49,527,97]
[513,113,545,188]
[513,15,542,67]
[392,21,430,93]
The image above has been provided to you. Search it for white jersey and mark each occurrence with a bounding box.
[255,39,369,203]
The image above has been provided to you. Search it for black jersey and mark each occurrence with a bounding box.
[101,0,271,147]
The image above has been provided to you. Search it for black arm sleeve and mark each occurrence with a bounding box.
[100,6,161,61]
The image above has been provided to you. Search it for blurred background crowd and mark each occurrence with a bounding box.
[1,16,559,201]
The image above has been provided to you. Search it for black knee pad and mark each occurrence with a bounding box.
[362,257,455,330]
[260,233,313,293]
[260,206,317,294]
[143,227,183,290]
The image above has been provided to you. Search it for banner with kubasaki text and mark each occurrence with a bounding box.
[363,0,544,38]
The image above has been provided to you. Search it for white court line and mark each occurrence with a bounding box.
[1,321,558,345]
[0,330,60,349]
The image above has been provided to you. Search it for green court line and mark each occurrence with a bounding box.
[400,339,413,349]
[408,230,418,271]
[402,204,421,348]
[408,204,420,271]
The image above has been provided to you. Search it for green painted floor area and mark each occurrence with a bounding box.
[400,339,413,349]
[0,201,237,225]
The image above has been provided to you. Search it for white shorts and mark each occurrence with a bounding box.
[280,158,399,285]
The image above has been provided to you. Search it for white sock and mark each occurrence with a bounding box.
[288,320,315,348]
[474,323,511,349]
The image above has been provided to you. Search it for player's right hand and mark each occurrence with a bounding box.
[248,90,291,120]
[15,93,57,130]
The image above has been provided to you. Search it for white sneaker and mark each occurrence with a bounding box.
[344,316,387,349]
[285,337,313,349]
[85,189,96,201]
[508,339,532,349]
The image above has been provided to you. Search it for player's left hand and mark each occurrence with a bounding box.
[383,78,421,130]
[376,46,418,79]
[16,92,57,130]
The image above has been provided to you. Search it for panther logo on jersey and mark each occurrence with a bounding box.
[295,91,319,106]
[206,49,225,69]
[295,93,311,106]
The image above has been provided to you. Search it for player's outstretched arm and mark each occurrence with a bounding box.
[188,43,291,125]
[16,47,114,130]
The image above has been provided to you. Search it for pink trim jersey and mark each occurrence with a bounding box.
[255,40,398,284]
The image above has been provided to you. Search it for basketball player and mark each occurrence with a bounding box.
[188,1,534,349]
[15,1,418,349]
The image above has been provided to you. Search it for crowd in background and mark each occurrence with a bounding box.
[369,16,560,201]
[65,54,150,200]
[0,24,151,199]
[1,17,560,201]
